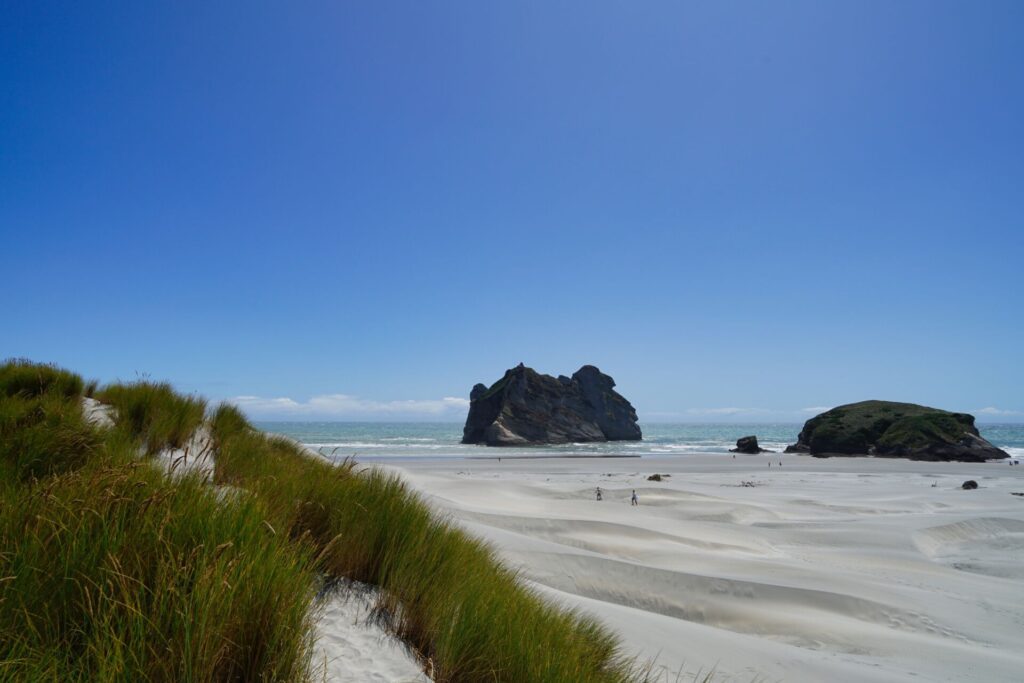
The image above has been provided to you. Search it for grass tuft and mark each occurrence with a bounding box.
[0,358,84,399]
[97,381,207,454]
[0,461,318,682]
[0,390,105,481]
[1,361,318,681]
[210,402,636,682]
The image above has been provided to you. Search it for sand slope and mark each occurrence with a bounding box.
[393,455,1024,682]
[311,582,431,683]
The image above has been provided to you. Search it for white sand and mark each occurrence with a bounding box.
[311,582,432,683]
[81,396,115,427]
[390,454,1024,682]
[153,426,217,480]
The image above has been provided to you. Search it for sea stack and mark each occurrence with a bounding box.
[461,364,642,446]
[731,435,770,454]
[785,400,1009,462]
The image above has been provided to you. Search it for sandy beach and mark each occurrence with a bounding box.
[390,454,1024,682]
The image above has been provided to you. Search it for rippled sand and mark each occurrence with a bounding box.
[390,454,1024,682]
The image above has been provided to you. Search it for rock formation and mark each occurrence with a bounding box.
[785,400,1009,462]
[730,435,771,454]
[461,364,642,446]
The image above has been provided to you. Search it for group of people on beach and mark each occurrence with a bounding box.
[595,487,639,505]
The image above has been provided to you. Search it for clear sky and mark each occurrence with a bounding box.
[3,1,1022,422]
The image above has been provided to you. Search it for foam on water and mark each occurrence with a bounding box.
[255,422,1024,461]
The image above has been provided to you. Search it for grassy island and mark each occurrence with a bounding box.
[0,360,642,682]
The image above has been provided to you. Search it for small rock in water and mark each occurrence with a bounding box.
[731,435,767,454]
[962,480,979,490]
[647,474,662,481]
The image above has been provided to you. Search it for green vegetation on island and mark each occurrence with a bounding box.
[786,400,1009,461]
[0,359,641,682]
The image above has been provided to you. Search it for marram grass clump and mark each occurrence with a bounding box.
[97,380,207,454]
[0,462,318,682]
[2,360,649,682]
[0,362,316,682]
[0,388,104,481]
[0,358,84,399]
[210,403,635,682]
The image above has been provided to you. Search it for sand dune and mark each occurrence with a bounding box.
[393,455,1024,682]
[311,582,430,683]
[913,517,1024,580]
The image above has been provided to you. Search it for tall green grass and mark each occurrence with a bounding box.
[0,461,318,682]
[97,381,207,454]
[211,404,635,682]
[0,362,320,682]
[3,362,652,682]
[0,358,84,399]
[0,390,104,481]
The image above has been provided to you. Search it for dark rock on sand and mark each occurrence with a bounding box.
[461,364,642,446]
[785,401,1009,462]
[962,480,979,490]
[731,435,771,454]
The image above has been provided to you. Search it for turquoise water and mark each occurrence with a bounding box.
[255,422,1024,461]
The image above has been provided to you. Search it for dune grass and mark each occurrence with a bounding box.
[0,360,105,482]
[0,358,84,399]
[0,390,104,482]
[2,361,646,682]
[0,461,318,682]
[210,404,634,682]
[0,363,319,682]
[96,381,207,454]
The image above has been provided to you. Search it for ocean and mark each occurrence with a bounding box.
[254,422,1024,461]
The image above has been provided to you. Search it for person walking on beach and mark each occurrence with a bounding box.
[631,489,638,506]
[596,486,602,501]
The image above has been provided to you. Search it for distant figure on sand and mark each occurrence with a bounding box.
[596,486,602,501]
[631,489,638,506]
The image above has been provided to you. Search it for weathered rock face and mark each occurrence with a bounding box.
[785,400,1009,462]
[730,435,767,454]
[461,364,642,446]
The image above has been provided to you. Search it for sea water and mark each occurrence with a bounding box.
[255,422,1024,461]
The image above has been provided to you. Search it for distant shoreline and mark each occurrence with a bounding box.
[467,454,641,460]
[258,422,1023,457]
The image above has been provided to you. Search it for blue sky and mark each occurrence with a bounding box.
[2,1,1022,422]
